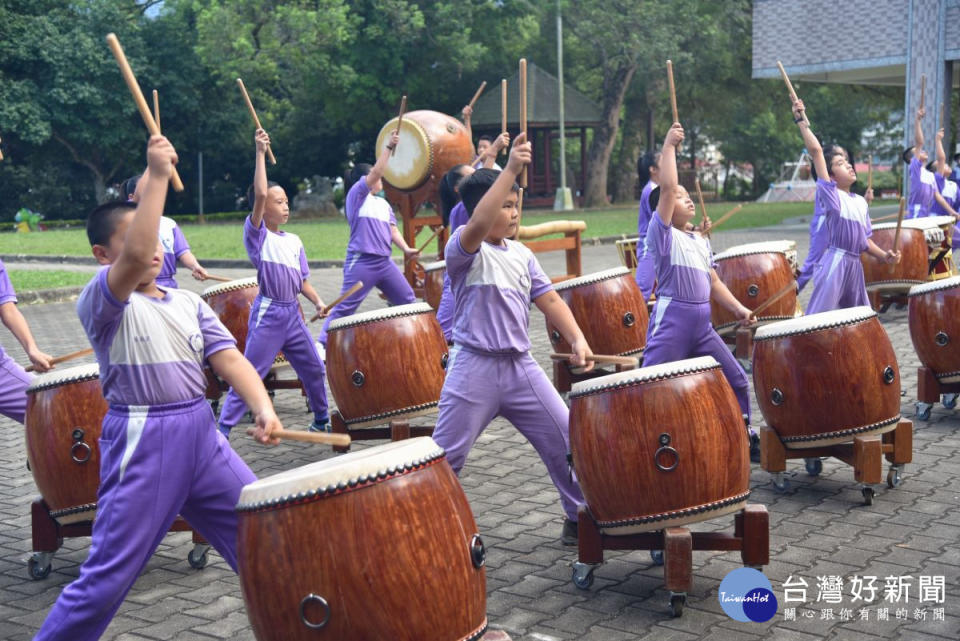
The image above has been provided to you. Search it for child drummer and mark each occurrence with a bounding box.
[641,122,757,458]
[431,133,591,544]
[34,135,280,640]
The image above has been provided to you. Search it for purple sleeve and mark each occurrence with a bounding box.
[648,213,673,258]
[388,204,397,226]
[172,223,190,257]
[527,253,554,300]
[345,179,370,223]
[299,244,310,279]
[0,259,17,305]
[197,298,236,359]
[705,237,717,269]
[816,178,841,218]
[910,157,922,187]
[444,227,477,280]
[449,202,470,231]
[863,197,873,238]
[76,267,126,348]
[243,216,266,266]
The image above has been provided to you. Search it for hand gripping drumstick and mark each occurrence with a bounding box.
[105,33,184,191]
[236,78,277,165]
[310,281,364,322]
[519,58,528,188]
[246,427,351,447]
[25,347,95,372]
[716,281,796,337]
[666,59,679,124]
[694,178,710,237]
[550,353,640,367]
[392,95,407,157]
[776,60,808,126]
[889,197,906,275]
[467,81,487,111]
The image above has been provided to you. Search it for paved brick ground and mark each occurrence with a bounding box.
[1,222,958,640]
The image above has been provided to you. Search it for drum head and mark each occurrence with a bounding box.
[909,275,960,297]
[754,306,876,340]
[714,240,796,262]
[201,277,259,299]
[376,118,432,190]
[26,363,100,394]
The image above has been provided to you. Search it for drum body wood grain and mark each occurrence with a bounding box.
[908,276,960,382]
[546,267,648,357]
[712,241,798,330]
[861,224,928,292]
[753,307,901,448]
[236,438,487,641]
[24,365,107,524]
[568,357,750,534]
[326,303,448,426]
[375,111,474,192]
[201,278,260,353]
[422,260,446,310]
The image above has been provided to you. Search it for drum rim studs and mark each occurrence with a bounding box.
[469,533,486,568]
[883,366,896,384]
[299,593,331,629]
[654,433,679,472]
[771,388,784,406]
[623,311,636,328]
[351,370,365,387]
[936,331,950,347]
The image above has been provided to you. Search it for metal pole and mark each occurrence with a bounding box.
[554,0,573,210]
[198,151,204,220]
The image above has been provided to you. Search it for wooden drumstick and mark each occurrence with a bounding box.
[105,33,184,191]
[515,187,524,240]
[716,282,796,337]
[519,58,528,189]
[467,81,487,111]
[392,95,407,157]
[776,60,808,125]
[940,102,945,130]
[501,78,508,134]
[550,353,640,367]
[694,178,710,237]
[920,74,926,112]
[870,211,900,224]
[152,89,160,131]
[204,274,235,283]
[245,427,351,447]
[666,59,679,124]
[236,78,277,165]
[311,281,364,322]
[707,203,744,231]
[25,347,95,372]
[889,197,906,275]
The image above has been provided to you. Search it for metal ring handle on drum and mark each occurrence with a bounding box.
[351,370,365,387]
[936,331,950,347]
[469,534,486,569]
[71,429,91,464]
[747,284,760,297]
[654,433,679,472]
[299,594,331,630]
[883,366,896,385]
[623,311,636,328]
[771,388,784,406]
[441,353,449,370]
[550,329,562,344]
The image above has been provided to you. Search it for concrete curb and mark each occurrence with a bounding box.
[17,286,85,305]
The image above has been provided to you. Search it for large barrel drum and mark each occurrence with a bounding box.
[862,221,934,293]
[908,276,960,382]
[201,278,260,352]
[236,438,487,641]
[546,267,648,358]
[568,356,750,534]
[753,306,901,448]
[375,111,474,192]
[24,364,108,524]
[326,303,448,427]
[712,240,800,331]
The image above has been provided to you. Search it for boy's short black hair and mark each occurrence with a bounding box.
[903,146,915,165]
[345,164,373,192]
[927,160,938,172]
[87,201,136,247]
[246,181,281,209]
[477,135,493,144]
[121,175,142,201]
[648,185,661,213]
[459,168,518,216]
[439,164,472,226]
[813,143,846,181]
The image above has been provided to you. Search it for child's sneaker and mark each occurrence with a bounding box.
[309,418,331,433]
[561,518,578,546]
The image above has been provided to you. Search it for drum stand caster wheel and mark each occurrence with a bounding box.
[187,544,211,569]
[916,402,933,421]
[887,464,904,488]
[943,393,959,410]
[861,485,875,506]
[571,562,597,589]
[28,552,53,580]
[804,457,823,476]
[650,549,664,566]
[669,591,686,617]
[771,472,790,492]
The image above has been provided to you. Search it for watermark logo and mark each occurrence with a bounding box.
[718,567,779,622]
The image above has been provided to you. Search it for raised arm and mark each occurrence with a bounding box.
[483,132,510,169]
[936,128,947,173]
[367,130,399,189]
[793,99,827,182]
[915,107,926,152]
[459,132,531,253]
[654,123,684,227]
[462,105,474,150]
[250,129,271,228]
[106,135,176,302]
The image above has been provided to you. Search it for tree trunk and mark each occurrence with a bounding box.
[583,62,638,208]
[610,87,647,203]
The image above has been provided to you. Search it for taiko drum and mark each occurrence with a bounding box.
[546,267,648,358]
[568,357,750,534]
[712,241,799,331]
[326,303,448,427]
[236,438,487,641]
[201,278,260,352]
[24,364,108,524]
[375,111,474,192]
[752,307,901,448]
[422,260,446,310]
[861,221,932,293]
[908,276,960,382]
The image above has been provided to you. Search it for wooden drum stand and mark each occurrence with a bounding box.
[329,412,433,453]
[916,367,960,420]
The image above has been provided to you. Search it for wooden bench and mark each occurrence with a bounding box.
[517,220,585,282]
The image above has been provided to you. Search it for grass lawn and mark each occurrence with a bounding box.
[0,200,896,260]
[7,269,92,292]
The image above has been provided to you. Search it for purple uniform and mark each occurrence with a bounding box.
[430,227,585,520]
[933,173,959,216]
[35,268,257,641]
[218,217,328,429]
[796,198,827,292]
[635,180,658,298]
[908,157,937,219]
[0,259,33,424]
[436,201,469,341]
[805,179,872,314]
[155,216,190,289]
[318,180,415,345]
[642,216,751,421]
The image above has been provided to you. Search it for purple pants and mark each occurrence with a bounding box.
[0,348,32,424]
[644,298,752,422]
[318,253,416,345]
[435,274,454,342]
[797,214,827,292]
[34,398,256,641]
[635,237,656,299]
[219,296,328,428]
[431,347,584,520]
[805,248,870,315]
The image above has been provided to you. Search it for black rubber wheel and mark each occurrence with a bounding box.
[28,556,51,580]
[862,487,875,506]
[187,547,209,570]
[571,565,594,590]
[650,549,664,566]
[669,593,686,617]
[804,458,823,476]
[917,404,932,421]
[887,467,902,489]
